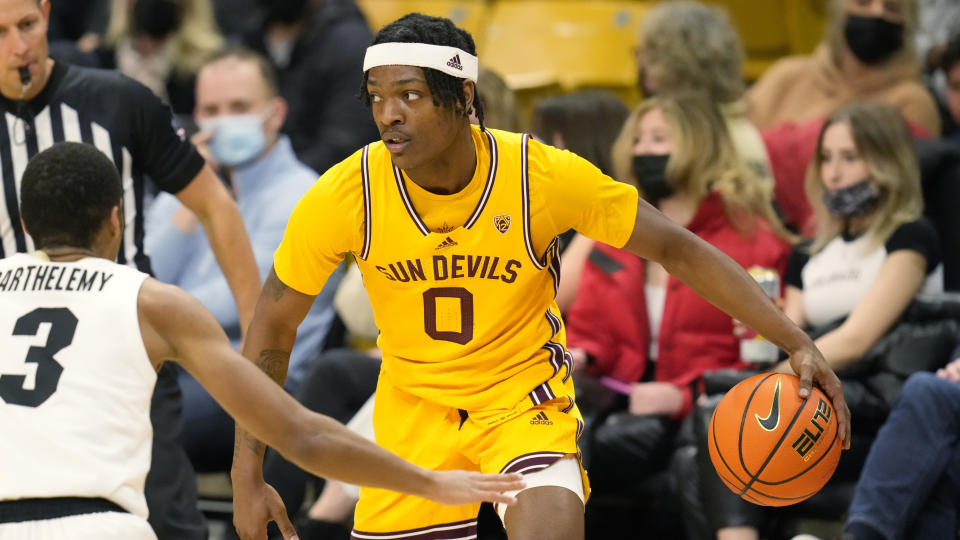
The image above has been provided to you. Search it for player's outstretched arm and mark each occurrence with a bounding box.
[138,278,524,538]
[223,266,319,539]
[622,199,851,448]
[175,165,261,334]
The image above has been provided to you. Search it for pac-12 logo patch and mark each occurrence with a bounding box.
[493,214,511,234]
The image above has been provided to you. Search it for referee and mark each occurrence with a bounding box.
[0,1,261,539]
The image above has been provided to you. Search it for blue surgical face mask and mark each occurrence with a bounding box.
[203,114,266,167]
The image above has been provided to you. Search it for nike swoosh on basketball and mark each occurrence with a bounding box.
[756,379,781,431]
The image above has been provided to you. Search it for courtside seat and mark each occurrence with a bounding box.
[355,0,490,43]
[480,0,652,93]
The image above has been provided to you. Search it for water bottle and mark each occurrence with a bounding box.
[740,266,781,365]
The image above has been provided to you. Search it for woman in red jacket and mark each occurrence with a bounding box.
[566,93,794,503]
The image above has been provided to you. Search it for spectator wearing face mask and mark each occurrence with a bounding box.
[145,47,344,472]
[751,0,941,235]
[636,1,773,186]
[689,102,943,540]
[92,0,224,116]
[748,0,938,137]
[564,94,793,537]
[242,0,379,175]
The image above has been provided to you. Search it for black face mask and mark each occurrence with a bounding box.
[843,15,904,65]
[633,154,673,204]
[260,0,310,25]
[132,0,182,39]
[822,179,881,218]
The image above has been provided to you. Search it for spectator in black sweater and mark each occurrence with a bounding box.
[243,0,379,174]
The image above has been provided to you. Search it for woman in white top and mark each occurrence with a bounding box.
[711,101,942,540]
[780,101,943,372]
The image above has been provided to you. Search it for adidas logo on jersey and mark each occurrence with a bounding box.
[435,236,458,250]
[529,411,553,425]
[446,54,463,71]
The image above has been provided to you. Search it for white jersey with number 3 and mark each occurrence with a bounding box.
[0,253,155,519]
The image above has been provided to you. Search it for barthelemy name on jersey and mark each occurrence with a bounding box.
[0,264,114,293]
[375,254,523,284]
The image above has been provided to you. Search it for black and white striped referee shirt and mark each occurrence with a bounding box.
[0,60,204,274]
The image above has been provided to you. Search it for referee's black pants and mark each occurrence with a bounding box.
[146,363,207,539]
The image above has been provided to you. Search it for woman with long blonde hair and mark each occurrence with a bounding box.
[566,93,793,535]
[100,0,224,114]
[636,1,773,184]
[610,95,789,239]
[698,101,943,540]
[783,101,943,360]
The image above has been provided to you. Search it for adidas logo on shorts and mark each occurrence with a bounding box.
[446,54,463,71]
[530,411,553,425]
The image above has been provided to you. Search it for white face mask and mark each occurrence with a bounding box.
[200,113,267,167]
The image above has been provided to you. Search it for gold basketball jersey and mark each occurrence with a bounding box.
[275,126,638,416]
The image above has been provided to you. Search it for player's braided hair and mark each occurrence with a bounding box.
[360,13,485,130]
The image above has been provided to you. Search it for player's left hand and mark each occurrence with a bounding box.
[424,471,525,506]
[786,344,851,450]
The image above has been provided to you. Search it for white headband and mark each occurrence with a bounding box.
[363,43,479,82]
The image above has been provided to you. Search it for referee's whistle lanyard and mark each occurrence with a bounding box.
[13,66,34,146]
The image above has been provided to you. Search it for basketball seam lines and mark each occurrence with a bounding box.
[712,375,836,502]
[753,412,840,486]
[740,394,810,496]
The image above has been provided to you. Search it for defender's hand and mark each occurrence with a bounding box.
[787,345,851,450]
[424,471,525,506]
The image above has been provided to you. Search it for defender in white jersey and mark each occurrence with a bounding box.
[0,143,524,540]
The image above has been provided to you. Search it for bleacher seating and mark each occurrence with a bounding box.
[480,0,650,93]
[352,0,828,130]
[702,0,827,80]
[355,0,491,41]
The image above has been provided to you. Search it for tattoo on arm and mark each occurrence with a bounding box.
[234,429,265,456]
[235,349,291,457]
[264,271,290,302]
[255,349,290,386]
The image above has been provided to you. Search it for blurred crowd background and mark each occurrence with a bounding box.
[37,1,960,539]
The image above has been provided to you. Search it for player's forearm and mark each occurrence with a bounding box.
[196,200,260,334]
[232,348,293,473]
[232,269,317,477]
[660,229,811,355]
[282,413,435,499]
[232,326,296,474]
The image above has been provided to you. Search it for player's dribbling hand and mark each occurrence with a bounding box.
[787,344,852,450]
[232,478,298,540]
[425,471,526,506]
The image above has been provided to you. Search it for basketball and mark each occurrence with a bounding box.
[707,372,842,506]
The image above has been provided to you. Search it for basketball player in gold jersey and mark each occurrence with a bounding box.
[232,14,851,540]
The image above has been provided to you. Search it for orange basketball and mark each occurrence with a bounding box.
[707,372,842,506]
